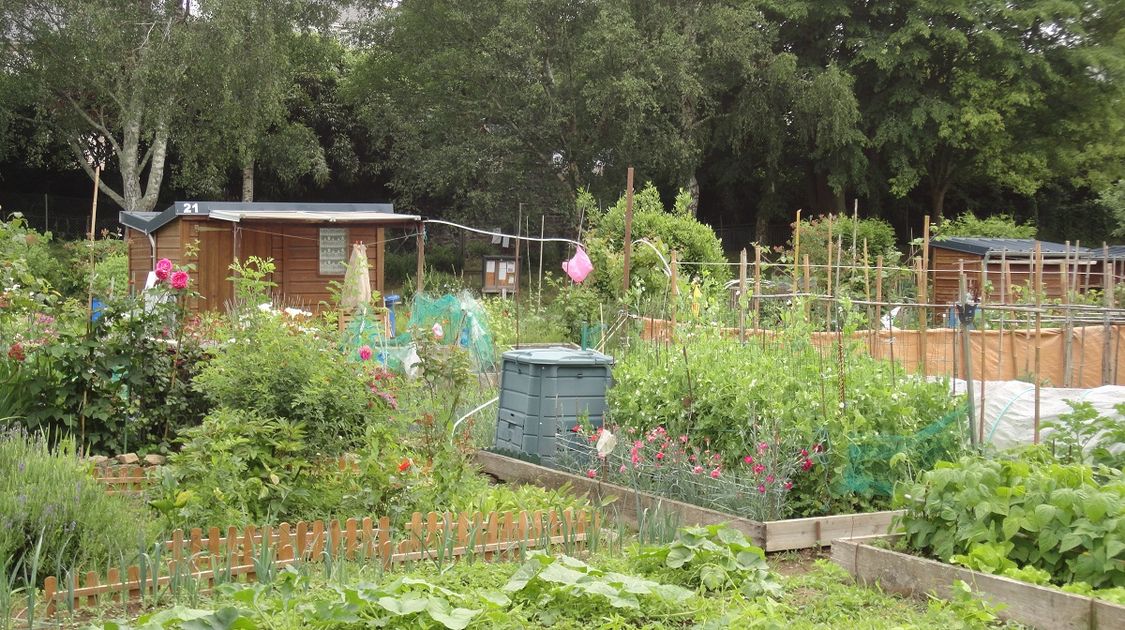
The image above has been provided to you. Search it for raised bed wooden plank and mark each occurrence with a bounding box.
[475,450,767,545]
[831,535,1125,630]
[763,510,901,552]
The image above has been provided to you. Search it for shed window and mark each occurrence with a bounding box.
[319,228,348,275]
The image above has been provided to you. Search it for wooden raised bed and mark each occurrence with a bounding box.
[831,534,1125,630]
[475,450,899,552]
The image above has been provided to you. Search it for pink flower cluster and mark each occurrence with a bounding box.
[154,258,190,291]
[570,423,827,498]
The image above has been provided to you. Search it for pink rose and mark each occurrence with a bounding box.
[155,258,172,280]
[359,345,373,361]
[170,271,189,290]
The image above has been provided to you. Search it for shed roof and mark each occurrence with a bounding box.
[931,237,1089,258]
[1107,245,1125,259]
[120,201,417,234]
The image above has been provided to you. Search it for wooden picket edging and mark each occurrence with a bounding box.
[93,465,150,495]
[476,450,899,552]
[831,534,1125,630]
[42,508,594,616]
[93,457,362,496]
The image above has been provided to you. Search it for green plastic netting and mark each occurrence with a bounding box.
[833,402,970,498]
[341,291,496,373]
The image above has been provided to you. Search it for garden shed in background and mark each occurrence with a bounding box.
[120,201,422,311]
[928,237,1104,305]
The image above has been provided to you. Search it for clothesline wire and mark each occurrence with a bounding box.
[423,219,583,247]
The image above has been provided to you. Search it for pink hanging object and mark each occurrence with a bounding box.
[562,246,594,283]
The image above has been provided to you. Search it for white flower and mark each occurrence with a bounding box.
[595,429,617,458]
[257,302,273,313]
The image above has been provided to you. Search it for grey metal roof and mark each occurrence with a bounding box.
[120,201,407,234]
[931,237,1089,257]
[1107,245,1125,259]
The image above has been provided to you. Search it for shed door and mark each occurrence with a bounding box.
[194,222,234,311]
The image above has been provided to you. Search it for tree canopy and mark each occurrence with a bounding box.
[0,0,1122,246]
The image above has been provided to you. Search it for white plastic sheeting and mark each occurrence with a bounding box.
[950,379,1125,449]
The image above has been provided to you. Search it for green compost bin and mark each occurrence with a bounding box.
[493,347,614,464]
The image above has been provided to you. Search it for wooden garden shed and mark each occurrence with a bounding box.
[120,201,422,311]
[928,237,1097,305]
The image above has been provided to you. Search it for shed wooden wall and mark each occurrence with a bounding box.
[125,223,182,291]
[930,245,1096,305]
[124,219,387,312]
[235,222,385,310]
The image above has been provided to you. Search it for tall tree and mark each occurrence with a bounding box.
[175,0,337,201]
[0,0,197,212]
[848,0,1125,219]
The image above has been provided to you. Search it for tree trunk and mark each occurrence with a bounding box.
[242,161,255,202]
[685,172,700,216]
[930,181,948,222]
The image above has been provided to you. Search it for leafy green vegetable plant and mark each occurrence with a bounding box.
[896,452,1125,588]
[637,524,782,598]
[502,551,693,625]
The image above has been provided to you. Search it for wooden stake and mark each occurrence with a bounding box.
[515,205,522,345]
[826,214,834,296]
[875,255,883,320]
[793,209,802,290]
[1062,242,1072,387]
[1033,242,1043,444]
[920,215,930,371]
[739,248,748,343]
[753,245,762,331]
[415,224,425,294]
[1103,244,1113,385]
[803,254,811,320]
[537,214,545,310]
[915,258,928,373]
[959,261,976,448]
[979,259,987,444]
[621,167,635,294]
[670,250,679,339]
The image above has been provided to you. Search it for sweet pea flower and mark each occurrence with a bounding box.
[757,484,767,494]
[783,481,794,490]
[752,463,765,474]
[586,469,597,478]
[757,442,769,453]
[766,474,775,483]
[619,464,627,473]
[801,459,814,471]
[709,468,721,479]
[743,455,754,464]
[679,435,689,443]
[692,466,703,474]
[359,345,373,361]
[800,449,809,457]
[655,452,664,461]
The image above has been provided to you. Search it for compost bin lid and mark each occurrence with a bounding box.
[502,347,614,366]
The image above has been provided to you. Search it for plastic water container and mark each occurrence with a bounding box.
[383,294,401,335]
